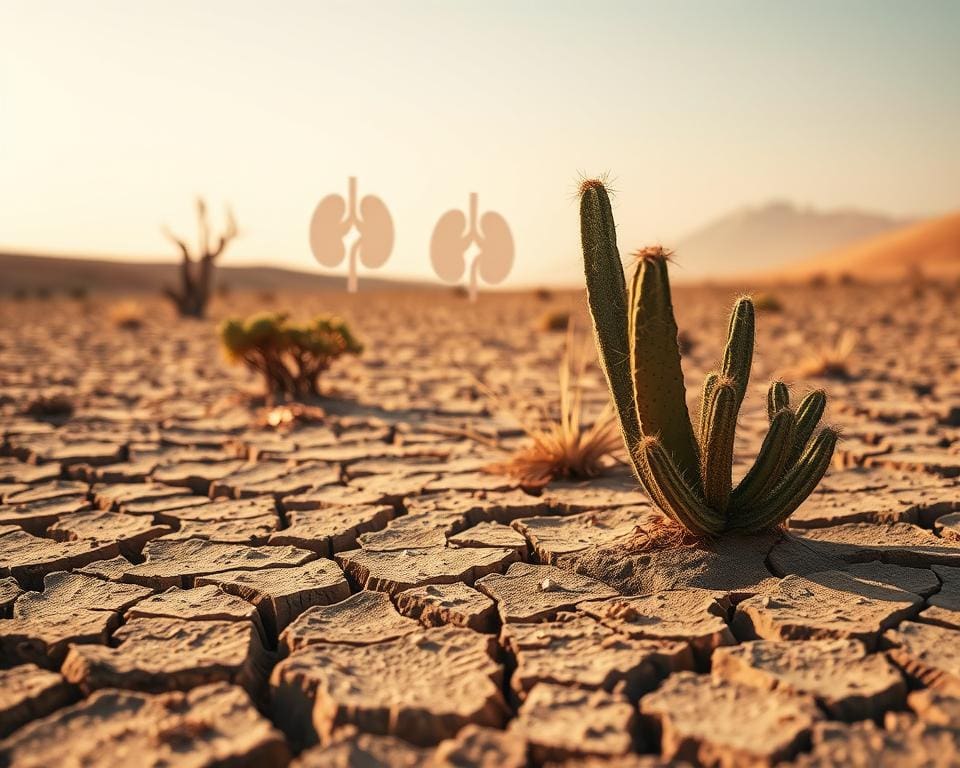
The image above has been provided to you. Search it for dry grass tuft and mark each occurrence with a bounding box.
[785,330,858,380]
[109,299,145,331]
[23,393,74,419]
[535,309,572,333]
[624,518,706,551]
[753,292,784,312]
[485,326,622,487]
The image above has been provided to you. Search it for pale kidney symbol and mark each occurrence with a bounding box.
[430,193,513,301]
[309,177,393,292]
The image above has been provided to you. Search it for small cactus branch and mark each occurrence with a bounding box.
[636,437,724,536]
[767,381,790,421]
[700,381,738,513]
[732,427,839,532]
[579,182,644,466]
[790,389,827,464]
[628,249,701,483]
[697,371,720,445]
[730,407,796,512]
[720,297,755,411]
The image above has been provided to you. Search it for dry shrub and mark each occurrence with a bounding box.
[486,327,622,487]
[536,310,571,333]
[220,311,362,401]
[753,292,783,312]
[534,287,554,301]
[109,300,145,330]
[23,393,74,419]
[785,330,858,380]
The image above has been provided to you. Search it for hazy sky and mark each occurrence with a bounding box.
[1,0,958,286]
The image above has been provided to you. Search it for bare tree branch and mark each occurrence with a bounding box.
[161,225,192,263]
[162,199,237,318]
[196,197,210,257]
[208,205,238,260]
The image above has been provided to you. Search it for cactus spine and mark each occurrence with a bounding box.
[579,179,837,535]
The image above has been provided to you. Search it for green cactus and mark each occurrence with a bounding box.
[219,312,362,400]
[579,179,837,535]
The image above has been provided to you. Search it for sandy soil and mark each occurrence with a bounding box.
[0,281,958,766]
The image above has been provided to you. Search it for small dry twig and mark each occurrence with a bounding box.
[483,323,623,487]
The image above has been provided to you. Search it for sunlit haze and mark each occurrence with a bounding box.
[2,0,958,285]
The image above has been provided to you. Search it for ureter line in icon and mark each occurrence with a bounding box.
[343,178,361,293]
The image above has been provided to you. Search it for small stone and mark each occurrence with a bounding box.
[476,562,618,623]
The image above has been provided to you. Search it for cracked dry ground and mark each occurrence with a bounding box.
[0,282,958,767]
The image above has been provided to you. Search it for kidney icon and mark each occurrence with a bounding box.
[430,193,514,301]
[309,177,394,292]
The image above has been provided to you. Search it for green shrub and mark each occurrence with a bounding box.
[536,310,571,332]
[220,312,362,399]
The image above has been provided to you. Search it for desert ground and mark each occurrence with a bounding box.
[0,279,959,767]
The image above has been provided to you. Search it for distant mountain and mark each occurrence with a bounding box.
[0,252,436,296]
[765,209,960,282]
[670,201,910,278]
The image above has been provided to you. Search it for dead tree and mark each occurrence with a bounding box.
[162,198,237,318]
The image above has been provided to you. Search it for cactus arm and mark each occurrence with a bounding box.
[732,427,839,532]
[790,389,827,463]
[628,250,701,482]
[700,381,738,514]
[729,407,796,512]
[635,437,725,536]
[579,182,644,461]
[720,297,755,410]
[767,381,790,421]
[697,371,720,445]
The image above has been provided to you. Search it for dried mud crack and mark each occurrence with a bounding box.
[1,284,959,766]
